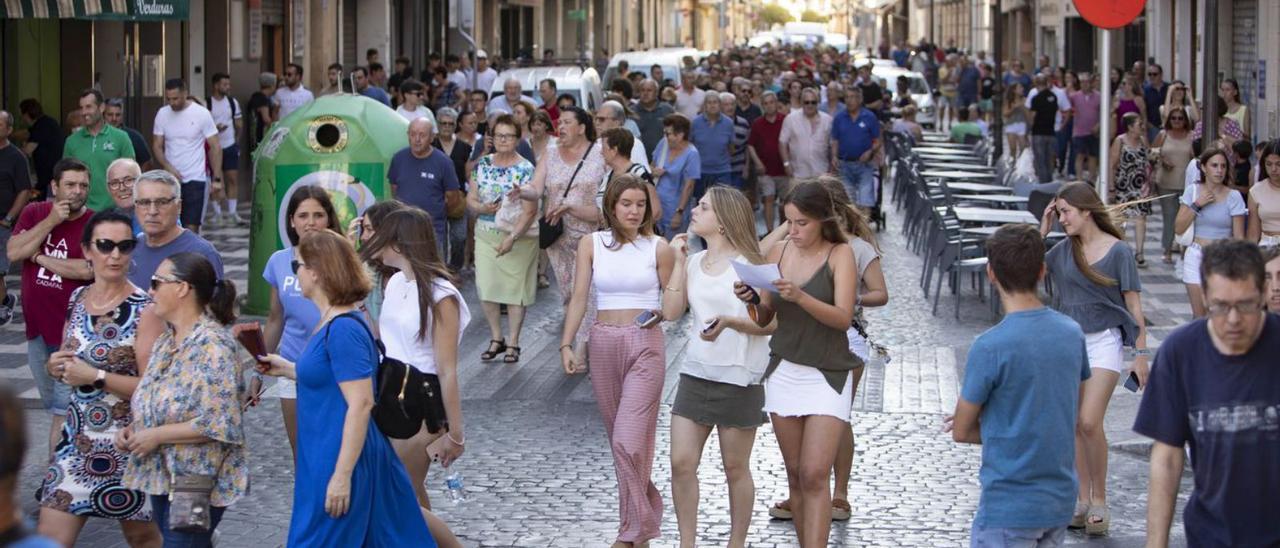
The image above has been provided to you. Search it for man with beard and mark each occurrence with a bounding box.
[151,78,221,233]
[63,89,136,213]
[6,158,94,455]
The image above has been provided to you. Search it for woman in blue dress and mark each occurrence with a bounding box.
[256,228,443,547]
[651,113,702,234]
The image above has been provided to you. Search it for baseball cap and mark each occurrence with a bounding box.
[476,49,489,59]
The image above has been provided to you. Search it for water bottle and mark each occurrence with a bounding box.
[442,465,466,504]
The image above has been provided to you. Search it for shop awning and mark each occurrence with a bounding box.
[1,0,188,20]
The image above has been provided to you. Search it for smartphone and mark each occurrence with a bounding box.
[634,310,661,328]
[701,318,720,335]
[1123,371,1141,393]
[491,194,504,205]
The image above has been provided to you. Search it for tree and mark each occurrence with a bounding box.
[760,4,793,27]
[800,9,829,23]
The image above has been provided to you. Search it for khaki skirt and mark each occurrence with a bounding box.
[672,373,767,428]
[474,225,538,305]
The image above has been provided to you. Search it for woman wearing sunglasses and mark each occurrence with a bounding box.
[36,209,164,547]
[261,185,341,459]
[120,252,248,546]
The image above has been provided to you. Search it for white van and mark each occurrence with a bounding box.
[489,66,604,112]
[872,67,937,128]
[602,48,700,89]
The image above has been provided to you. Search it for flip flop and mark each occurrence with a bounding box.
[1069,501,1089,529]
[832,498,852,521]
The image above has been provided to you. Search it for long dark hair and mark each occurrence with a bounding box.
[783,180,848,244]
[285,185,341,246]
[362,208,454,340]
[1198,147,1232,186]
[1260,140,1280,184]
[1054,182,1125,287]
[358,200,407,281]
[80,208,135,246]
[167,252,238,325]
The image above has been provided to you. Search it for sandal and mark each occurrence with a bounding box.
[767,499,793,520]
[480,339,506,361]
[537,274,551,288]
[1069,501,1088,529]
[1162,253,1175,265]
[1085,503,1110,535]
[503,346,521,363]
[831,498,852,521]
[1136,256,1148,268]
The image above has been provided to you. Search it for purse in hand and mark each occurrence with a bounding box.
[540,142,594,250]
[169,474,216,533]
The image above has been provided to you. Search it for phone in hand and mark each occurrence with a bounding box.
[634,310,661,328]
[1123,371,1141,393]
[701,318,720,335]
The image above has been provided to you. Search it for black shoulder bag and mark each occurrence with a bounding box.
[325,313,447,439]
[539,141,595,249]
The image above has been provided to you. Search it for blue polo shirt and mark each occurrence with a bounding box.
[690,114,734,175]
[361,86,392,107]
[831,107,881,162]
[387,147,460,237]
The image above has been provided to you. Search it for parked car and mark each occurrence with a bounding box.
[603,47,700,89]
[489,66,604,112]
[873,66,936,128]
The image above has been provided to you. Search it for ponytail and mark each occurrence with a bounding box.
[208,279,238,325]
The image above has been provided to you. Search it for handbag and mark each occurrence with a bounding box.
[445,189,466,220]
[326,313,447,439]
[168,472,216,533]
[539,142,595,250]
[1175,185,1196,247]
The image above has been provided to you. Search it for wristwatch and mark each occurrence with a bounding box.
[93,369,107,389]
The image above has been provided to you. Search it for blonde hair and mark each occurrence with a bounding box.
[705,186,765,264]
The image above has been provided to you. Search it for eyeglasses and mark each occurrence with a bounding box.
[107,176,136,190]
[1206,300,1265,317]
[494,133,519,141]
[291,259,306,274]
[135,197,178,210]
[802,100,818,105]
[149,275,182,291]
[93,238,138,254]
[439,121,456,127]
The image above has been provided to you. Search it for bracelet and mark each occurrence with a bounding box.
[446,431,465,446]
[559,344,573,352]
[1134,348,1152,356]
[665,286,682,292]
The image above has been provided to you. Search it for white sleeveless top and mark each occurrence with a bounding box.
[591,231,662,310]
[682,252,771,386]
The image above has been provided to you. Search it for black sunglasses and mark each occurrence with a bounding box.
[94,238,138,254]
[291,259,305,274]
[149,275,181,291]
[803,100,818,105]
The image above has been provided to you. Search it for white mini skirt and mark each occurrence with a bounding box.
[1084,327,1125,375]
[763,360,854,421]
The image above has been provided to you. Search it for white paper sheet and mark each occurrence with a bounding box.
[731,260,782,293]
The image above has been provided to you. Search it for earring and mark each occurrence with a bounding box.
[718,226,725,235]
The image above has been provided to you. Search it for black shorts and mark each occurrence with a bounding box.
[180,180,208,226]
[221,144,240,172]
[1072,135,1100,157]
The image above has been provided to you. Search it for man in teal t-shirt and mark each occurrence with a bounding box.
[949,107,984,144]
[63,89,135,212]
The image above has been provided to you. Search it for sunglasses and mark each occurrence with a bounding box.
[803,100,818,105]
[1170,116,1187,121]
[149,275,182,291]
[291,259,306,274]
[93,238,138,254]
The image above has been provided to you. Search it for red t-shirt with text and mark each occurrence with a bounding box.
[13,201,93,346]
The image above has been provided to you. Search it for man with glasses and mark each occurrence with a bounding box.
[126,169,224,289]
[732,78,762,125]
[634,79,674,159]
[103,99,152,169]
[595,101,648,166]
[7,158,94,454]
[104,158,142,231]
[779,87,833,181]
[275,63,314,119]
[1136,240,1280,548]
[63,88,136,212]
[1069,73,1102,183]
[0,110,32,325]
[1143,64,1170,142]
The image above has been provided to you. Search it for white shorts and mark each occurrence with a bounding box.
[1084,328,1125,375]
[265,377,297,399]
[1182,243,1203,285]
[1004,122,1027,136]
[763,360,853,421]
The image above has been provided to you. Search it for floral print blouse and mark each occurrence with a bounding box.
[123,316,251,507]
[473,154,535,230]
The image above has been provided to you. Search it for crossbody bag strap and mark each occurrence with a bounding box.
[561,141,595,199]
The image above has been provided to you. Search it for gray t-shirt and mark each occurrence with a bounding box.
[1045,239,1140,344]
[129,230,226,288]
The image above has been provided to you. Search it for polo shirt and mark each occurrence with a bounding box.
[690,114,734,175]
[63,124,136,212]
[747,114,786,176]
[359,86,391,107]
[387,148,460,237]
[831,107,880,162]
[634,101,675,160]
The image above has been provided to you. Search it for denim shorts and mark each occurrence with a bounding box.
[839,160,878,208]
[970,523,1066,548]
[180,180,209,226]
[27,335,70,415]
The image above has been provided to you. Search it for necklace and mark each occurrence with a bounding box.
[89,285,130,311]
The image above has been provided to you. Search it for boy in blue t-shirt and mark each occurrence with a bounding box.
[946,224,1090,547]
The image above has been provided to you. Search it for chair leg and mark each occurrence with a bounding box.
[932,268,945,315]
[954,271,962,320]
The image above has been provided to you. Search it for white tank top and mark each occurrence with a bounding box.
[591,231,662,310]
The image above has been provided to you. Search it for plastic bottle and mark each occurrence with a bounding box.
[442,465,466,504]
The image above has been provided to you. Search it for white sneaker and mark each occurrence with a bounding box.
[230,212,246,226]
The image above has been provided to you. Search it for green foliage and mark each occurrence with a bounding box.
[800,9,829,23]
[760,4,794,26]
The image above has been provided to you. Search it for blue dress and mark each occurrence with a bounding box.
[652,138,702,233]
[287,313,436,547]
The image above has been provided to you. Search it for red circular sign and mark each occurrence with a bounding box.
[1073,0,1147,29]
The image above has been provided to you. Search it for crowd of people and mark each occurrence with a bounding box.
[0,37,1277,548]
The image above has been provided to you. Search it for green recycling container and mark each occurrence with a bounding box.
[246,94,407,315]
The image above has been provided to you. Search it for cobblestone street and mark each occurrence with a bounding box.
[9,192,1192,547]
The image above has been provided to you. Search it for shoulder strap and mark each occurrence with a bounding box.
[561,141,595,199]
[324,312,383,361]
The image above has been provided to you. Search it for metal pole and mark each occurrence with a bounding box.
[991,0,1003,160]
[1202,0,1219,144]
[1099,28,1112,203]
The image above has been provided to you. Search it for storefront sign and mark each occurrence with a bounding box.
[1,0,189,20]
[1072,0,1145,29]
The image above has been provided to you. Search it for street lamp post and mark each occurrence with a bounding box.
[991,0,1003,160]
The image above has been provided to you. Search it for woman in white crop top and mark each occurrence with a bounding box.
[659,186,775,547]
[561,175,675,547]
[362,208,471,514]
